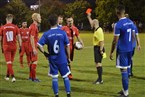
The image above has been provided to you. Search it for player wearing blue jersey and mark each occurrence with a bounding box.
[57,15,63,29]
[109,5,140,97]
[37,14,71,97]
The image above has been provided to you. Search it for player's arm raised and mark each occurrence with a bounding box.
[87,13,93,28]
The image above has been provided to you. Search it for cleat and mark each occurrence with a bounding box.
[117,90,124,95]
[55,95,59,97]
[5,77,9,81]
[67,93,71,97]
[68,74,73,80]
[93,79,103,84]
[12,77,16,82]
[27,78,32,80]
[117,94,129,97]
[32,79,40,82]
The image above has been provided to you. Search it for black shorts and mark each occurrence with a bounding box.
[94,46,105,63]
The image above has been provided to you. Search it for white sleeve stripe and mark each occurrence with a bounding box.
[114,34,120,36]
[67,43,70,46]
[37,43,43,47]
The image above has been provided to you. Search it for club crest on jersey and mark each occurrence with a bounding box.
[27,32,29,35]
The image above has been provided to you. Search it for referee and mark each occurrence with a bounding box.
[87,12,105,84]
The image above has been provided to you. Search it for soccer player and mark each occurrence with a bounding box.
[37,14,71,97]
[57,15,63,28]
[29,13,41,82]
[62,16,84,79]
[0,14,22,82]
[109,5,140,97]
[125,14,141,77]
[19,22,30,68]
[87,12,105,84]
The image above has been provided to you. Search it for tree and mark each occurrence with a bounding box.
[0,0,32,26]
[63,0,90,26]
[95,0,145,31]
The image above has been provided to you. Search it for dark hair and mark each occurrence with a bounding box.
[58,15,63,18]
[48,14,58,26]
[116,5,125,15]
[6,14,14,20]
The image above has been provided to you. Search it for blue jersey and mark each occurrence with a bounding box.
[57,25,63,29]
[38,27,69,64]
[114,17,135,52]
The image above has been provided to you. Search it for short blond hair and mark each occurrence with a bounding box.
[32,13,40,21]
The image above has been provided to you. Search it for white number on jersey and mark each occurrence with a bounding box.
[53,40,59,54]
[127,28,132,42]
[6,31,13,42]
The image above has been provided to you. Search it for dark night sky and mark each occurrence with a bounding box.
[0,0,96,8]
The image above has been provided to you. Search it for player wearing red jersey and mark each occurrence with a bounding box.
[0,14,22,82]
[62,17,84,80]
[19,22,30,68]
[29,13,41,82]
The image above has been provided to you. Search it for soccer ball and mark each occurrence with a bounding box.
[74,42,83,50]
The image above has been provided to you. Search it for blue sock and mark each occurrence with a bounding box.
[127,67,131,76]
[52,78,59,95]
[63,77,71,93]
[121,71,129,91]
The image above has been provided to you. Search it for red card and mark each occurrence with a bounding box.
[86,8,92,14]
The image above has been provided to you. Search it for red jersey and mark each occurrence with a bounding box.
[20,28,30,42]
[61,25,79,43]
[29,23,39,44]
[0,23,19,50]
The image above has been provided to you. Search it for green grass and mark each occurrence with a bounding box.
[0,32,145,97]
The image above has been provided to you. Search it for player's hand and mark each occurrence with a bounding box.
[33,49,37,55]
[137,45,141,51]
[87,13,91,17]
[109,53,114,60]
[100,50,104,55]
[19,47,22,53]
[67,58,71,64]
[43,51,49,58]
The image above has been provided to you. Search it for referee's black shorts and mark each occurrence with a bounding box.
[94,45,105,63]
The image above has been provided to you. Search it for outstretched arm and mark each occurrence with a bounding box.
[87,13,93,28]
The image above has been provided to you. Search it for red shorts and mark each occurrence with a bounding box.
[3,45,17,62]
[20,42,30,56]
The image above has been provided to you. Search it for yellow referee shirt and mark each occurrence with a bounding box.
[93,27,104,46]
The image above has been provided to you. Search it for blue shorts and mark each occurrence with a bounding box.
[116,51,132,69]
[48,60,71,78]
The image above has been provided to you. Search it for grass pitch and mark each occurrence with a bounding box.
[0,32,145,97]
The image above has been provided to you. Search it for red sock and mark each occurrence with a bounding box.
[6,64,10,76]
[7,64,14,76]
[29,64,32,78]
[31,64,37,80]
